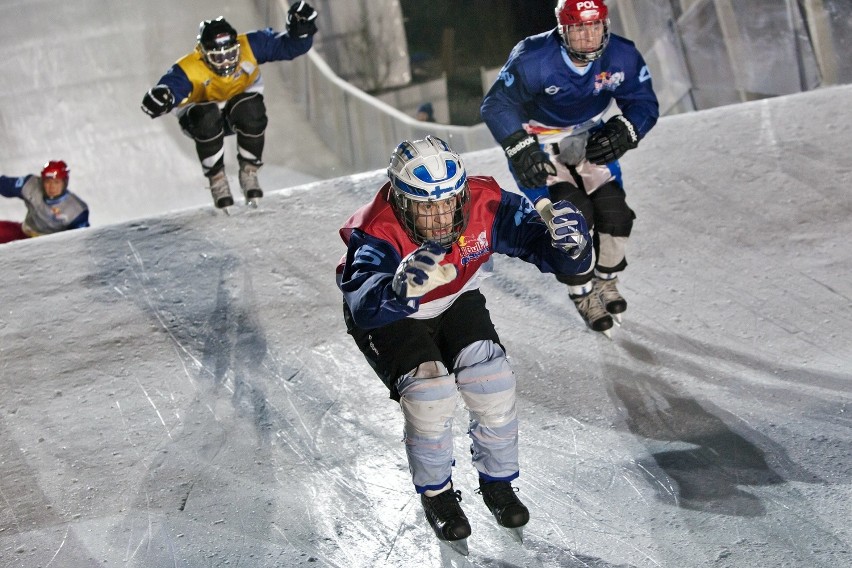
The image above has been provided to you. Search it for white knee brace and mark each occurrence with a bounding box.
[454,340,519,480]
[454,340,517,429]
[397,361,458,492]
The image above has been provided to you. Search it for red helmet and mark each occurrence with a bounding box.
[41,160,70,182]
[555,0,610,63]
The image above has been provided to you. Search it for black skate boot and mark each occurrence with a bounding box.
[477,479,530,530]
[421,487,472,544]
[596,277,627,323]
[207,170,234,209]
[571,291,614,337]
[238,158,263,206]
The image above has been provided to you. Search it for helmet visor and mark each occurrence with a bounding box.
[203,43,240,73]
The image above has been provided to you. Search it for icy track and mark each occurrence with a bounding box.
[1,88,851,568]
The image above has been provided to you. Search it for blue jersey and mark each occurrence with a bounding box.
[337,176,593,330]
[481,30,659,143]
[155,28,313,105]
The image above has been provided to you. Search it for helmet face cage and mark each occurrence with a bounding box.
[556,0,611,62]
[387,136,472,247]
[198,18,240,76]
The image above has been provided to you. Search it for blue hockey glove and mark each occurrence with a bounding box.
[392,241,458,300]
[537,199,590,260]
[500,129,556,189]
[141,85,175,119]
[585,115,639,165]
[287,1,318,38]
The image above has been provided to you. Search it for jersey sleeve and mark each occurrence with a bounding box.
[246,28,313,64]
[480,41,537,144]
[491,191,593,275]
[614,50,659,139]
[66,207,90,230]
[0,175,29,199]
[337,230,418,330]
[155,64,193,104]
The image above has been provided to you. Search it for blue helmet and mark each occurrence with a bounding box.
[387,135,471,247]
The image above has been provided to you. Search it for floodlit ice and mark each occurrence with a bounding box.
[1,1,851,567]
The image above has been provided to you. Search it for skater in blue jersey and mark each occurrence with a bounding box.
[481,0,659,336]
[336,135,592,549]
[140,3,318,209]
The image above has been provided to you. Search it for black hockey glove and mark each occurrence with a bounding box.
[501,129,556,189]
[500,129,556,187]
[585,115,639,165]
[141,85,175,119]
[287,1,318,38]
[392,241,458,300]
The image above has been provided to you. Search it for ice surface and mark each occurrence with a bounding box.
[1,1,851,567]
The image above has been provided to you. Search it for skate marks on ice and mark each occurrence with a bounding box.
[597,326,850,567]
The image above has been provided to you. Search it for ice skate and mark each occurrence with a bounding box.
[238,158,263,208]
[421,487,471,555]
[477,479,529,543]
[572,290,614,338]
[207,170,234,210]
[596,277,627,324]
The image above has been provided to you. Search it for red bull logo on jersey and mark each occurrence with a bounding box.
[594,70,625,94]
[50,206,68,222]
[458,230,490,265]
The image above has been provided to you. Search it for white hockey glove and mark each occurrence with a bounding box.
[536,199,590,260]
[392,241,458,300]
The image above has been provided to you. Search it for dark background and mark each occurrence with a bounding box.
[400,0,558,125]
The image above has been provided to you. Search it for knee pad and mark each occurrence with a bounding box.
[397,362,457,438]
[226,92,268,137]
[549,182,593,228]
[454,340,516,429]
[179,103,224,141]
[591,181,635,237]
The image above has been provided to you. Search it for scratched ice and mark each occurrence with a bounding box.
[0,0,850,566]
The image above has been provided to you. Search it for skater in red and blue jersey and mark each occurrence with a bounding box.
[140,3,318,209]
[482,0,659,336]
[1,160,89,244]
[336,135,593,549]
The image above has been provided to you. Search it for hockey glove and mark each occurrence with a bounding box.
[536,199,590,260]
[287,1,318,38]
[585,115,639,165]
[500,129,556,189]
[392,241,458,300]
[141,85,175,119]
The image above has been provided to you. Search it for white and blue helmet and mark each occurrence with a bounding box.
[387,135,471,247]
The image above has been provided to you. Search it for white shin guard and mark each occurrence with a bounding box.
[397,361,458,493]
[454,340,519,480]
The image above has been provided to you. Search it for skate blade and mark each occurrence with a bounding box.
[612,313,623,325]
[440,538,469,556]
[505,526,524,544]
[246,198,260,209]
[601,328,613,339]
